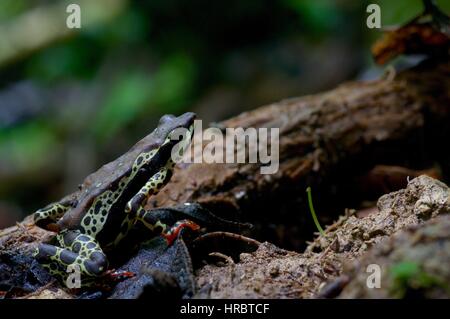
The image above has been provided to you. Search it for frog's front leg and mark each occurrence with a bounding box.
[125,162,174,215]
[33,202,72,229]
[34,230,108,285]
[125,161,199,245]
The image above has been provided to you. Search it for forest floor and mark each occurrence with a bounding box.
[0,175,449,299]
[194,175,450,298]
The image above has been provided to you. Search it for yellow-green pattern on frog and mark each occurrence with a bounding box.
[33,112,197,286]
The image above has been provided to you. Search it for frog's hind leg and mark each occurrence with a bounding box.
[33,244,72,283]
[34,230,108,286]
[135,208,200,245]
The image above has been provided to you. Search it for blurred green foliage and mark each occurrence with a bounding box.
[0,120,58,171]
[379,0,450,25]
[389,261,448,297]
[93,54,195,141]
[283,0,343,36]
[0,0,26,20]
[26,38,102,81]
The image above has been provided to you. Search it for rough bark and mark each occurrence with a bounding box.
[146,59,450,248]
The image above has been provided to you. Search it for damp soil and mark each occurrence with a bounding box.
[193,175,450,298]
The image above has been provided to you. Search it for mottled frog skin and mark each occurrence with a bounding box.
[33,112,197,286]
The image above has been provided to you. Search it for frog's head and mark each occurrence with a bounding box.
[120,111,196,216]
[157,112,196,149]
[132,112,196,171]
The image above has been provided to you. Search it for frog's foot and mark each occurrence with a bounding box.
[34,231,109,287]
[80,270,136,292]
[161,219,200,246]
[103,269,136,282]
[134,205,200,245]
[145,203,253,231]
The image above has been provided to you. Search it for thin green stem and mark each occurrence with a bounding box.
[306,186,325,236]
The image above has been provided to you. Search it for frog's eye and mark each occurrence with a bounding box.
[162,135,172,145]
[168,127,192,144]
[159,114,176,126]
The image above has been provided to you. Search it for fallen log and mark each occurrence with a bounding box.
[147,59,450,249]
[1,59,449,298]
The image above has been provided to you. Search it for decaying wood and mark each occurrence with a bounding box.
[147,60,450,231]
[2,59,450,251]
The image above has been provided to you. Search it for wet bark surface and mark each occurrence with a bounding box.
[147,59,450,250]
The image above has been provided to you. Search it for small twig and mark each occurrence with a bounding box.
[319,236,339,260]
[192,231,261,248]
[208,252,235,265]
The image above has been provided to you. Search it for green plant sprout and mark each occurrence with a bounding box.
[389,261,448,298]
[306,186,325,236]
